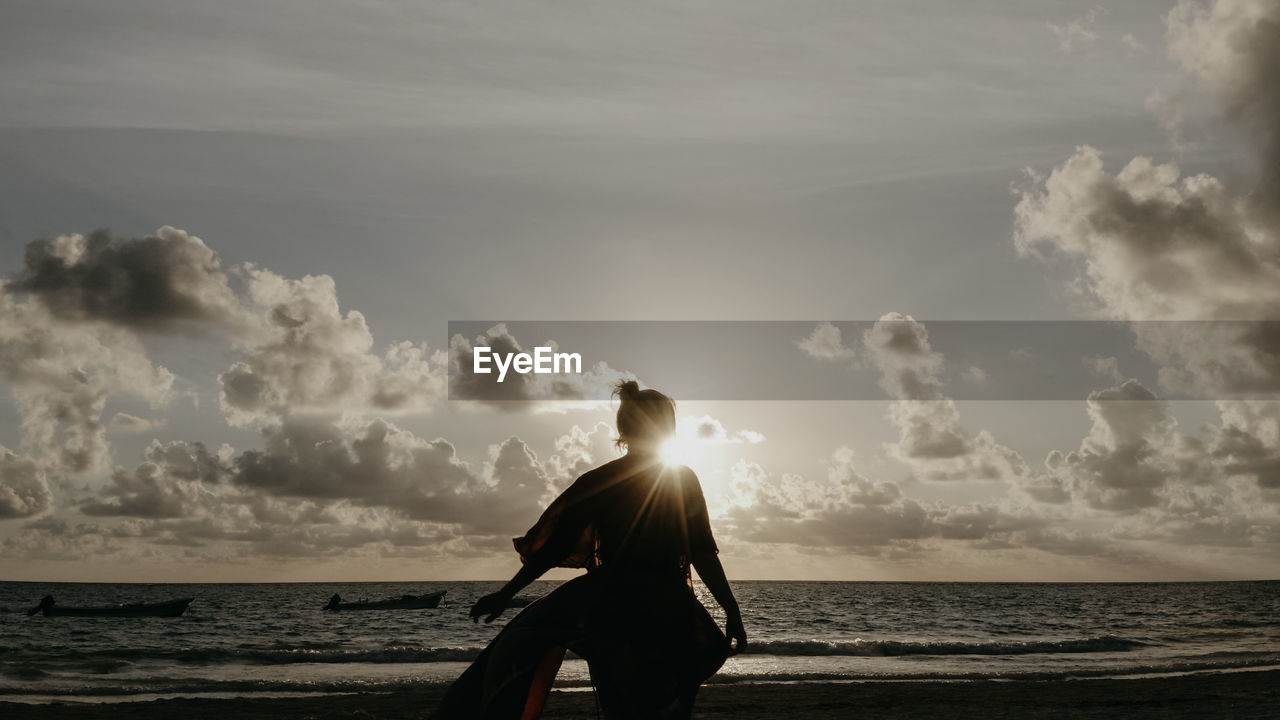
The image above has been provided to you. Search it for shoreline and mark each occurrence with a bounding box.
[2,669,1277,719]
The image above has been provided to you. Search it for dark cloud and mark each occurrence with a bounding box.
[11,415,589,561]
[1212,401,1280,490]
[1166,0,1280,214]
[78,415,557,549]
[233,417,479,516]
[80,440,225,518]
[9,226,242,331]
[1042,381,1182,511]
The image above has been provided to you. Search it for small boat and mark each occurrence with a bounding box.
[27,595,193,618]
[323,590,446,611]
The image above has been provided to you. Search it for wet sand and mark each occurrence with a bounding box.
[2,670,1277,719]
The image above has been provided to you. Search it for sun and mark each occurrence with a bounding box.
[659,436,700,468]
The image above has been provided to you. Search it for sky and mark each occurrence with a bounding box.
[1,0,1278,582]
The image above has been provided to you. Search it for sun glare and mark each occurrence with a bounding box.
[659,436,699,468]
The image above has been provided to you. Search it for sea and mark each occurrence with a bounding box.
[1,580,1277,702]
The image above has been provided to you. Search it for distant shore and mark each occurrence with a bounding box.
[3,669,1277,719]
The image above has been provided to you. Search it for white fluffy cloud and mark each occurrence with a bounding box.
[219,268,447,426]
[0,279,175,481]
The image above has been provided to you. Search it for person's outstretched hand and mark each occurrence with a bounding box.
[470,591,510,624]
[726,612,747,655]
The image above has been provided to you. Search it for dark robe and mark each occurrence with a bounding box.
[431,454,729,719]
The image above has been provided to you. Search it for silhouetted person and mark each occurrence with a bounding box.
[27,595,55,616]
[432,381,746,719]
[325,593,341,611]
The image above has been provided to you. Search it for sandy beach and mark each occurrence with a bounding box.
[2,670,1276,720]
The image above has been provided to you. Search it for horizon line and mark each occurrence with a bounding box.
[2,578,1276,585]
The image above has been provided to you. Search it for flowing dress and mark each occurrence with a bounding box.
[431,454,730,719]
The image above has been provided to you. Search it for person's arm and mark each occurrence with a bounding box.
[469,551,557,623]
[469,478,592,624]
[692,549,747,653]
[682,467,747,653]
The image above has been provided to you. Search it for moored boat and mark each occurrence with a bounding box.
[323,590,446,611]
[27,595,193,618]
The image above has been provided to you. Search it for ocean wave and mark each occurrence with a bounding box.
[5,658,1280,698]
[713,658,1280,684]
[52,645,488,666]
[4,635,1151,671]
[745,635,1150,657]
[0,676,460,697]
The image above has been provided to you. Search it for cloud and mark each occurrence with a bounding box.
[1041,380,1189,511]
[4,225,450,433]
[0,281,176,481]
[1116,480,1269,548]
[1048,6,1104,54]
[1165,0,1280,212]
[2,225,452,527]
[862,313,1028,482]
[790,311,1277,555]
[862,313,947,402]
[1211,400,1280,491]
[542,421,622,492]
[1014,146,1277,325]
[725,454,932,552]
[0,446,51,519]
[723,447,1068,559]
[9,227,243,332]
[1084,355,1124,383]
[80,440,225,518]
[797,322,857,362]
[1121,33,1148,55]
[218,268,447,426]
[107,412,165,434]
[1015,0,1280,505]
[681,415,766,445]
[55,416,572,559]
[1015,2,1280,399]
[84,415,555,539]
[12,496,467,563]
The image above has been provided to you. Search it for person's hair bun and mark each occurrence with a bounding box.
[611,380,676,450]
[615,379,641,402]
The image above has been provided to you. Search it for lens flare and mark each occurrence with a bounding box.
[659,436,698,467]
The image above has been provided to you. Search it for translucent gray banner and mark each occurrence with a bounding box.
[447,320,1280,401]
